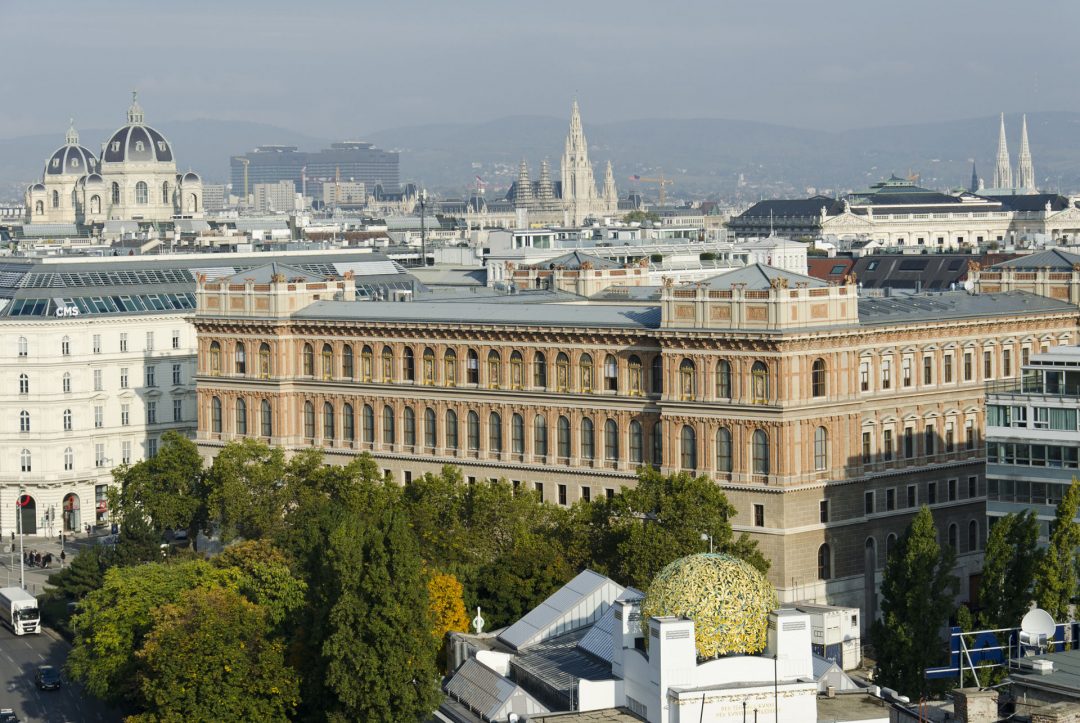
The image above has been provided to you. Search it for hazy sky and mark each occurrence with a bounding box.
[4,0,1079,139]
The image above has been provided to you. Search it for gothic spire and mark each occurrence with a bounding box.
[602,160,618,207]
[515,159,532,205]
[1017,114,1035,191]
[537,159,554,201]
[992,112,1012,190]
[969,160,979,194]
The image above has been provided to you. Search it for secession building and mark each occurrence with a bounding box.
[192,259,1080,623]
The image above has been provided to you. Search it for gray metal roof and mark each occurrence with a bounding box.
[498,570,620,651]
[218,262,322,284]
[510,629,615,696]
[994,248,1080,270]
[533,251,622,270]
[703,263,828,290]
[576,606,618,663]
[293,300,661,330]
[443,658,520,720]
[857,291,1076,326]
[1009,647,1080,698]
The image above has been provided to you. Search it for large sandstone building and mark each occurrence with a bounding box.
[192,262,1079,626]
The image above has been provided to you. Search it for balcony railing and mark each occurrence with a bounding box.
[987,378,1080,398]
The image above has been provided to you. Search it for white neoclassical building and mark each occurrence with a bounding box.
[24,93,203,230]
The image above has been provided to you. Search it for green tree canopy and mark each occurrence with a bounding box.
[205,439,288,542]
[1034,478,1080,621]
[873,506,958,698]
[980,511,1041,629]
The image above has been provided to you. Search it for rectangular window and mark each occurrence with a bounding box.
[907,484,917,508]
[121,440,131,465]
[965,419,975,450]
[902,357,912,387]
[558,484,567,506]
[860,362,870,392]
[944,354,953,383]
[94,405,103,429]
[983,350,992,379]
[93,334,101,354]
[120,367,128,389]
[964,352,973,381]
[1003,349,1012,377]
[923,356,933,385]
[886,488,896,511]
[881,359,891,390]
[146,401,157,425]
[754,504,765,527]
[861,431,871,463]
[120,333,128,352]
[145,331,154,351]
[93,369,103,392]
[945,422,955,453]
[883,429,894,461]
[928,481,938,505]
[534,482,544,502]
[582,486,591,503]
[606,488,615,500]
[95,443,106,468]
[172,364,181,386]
[172,329,180,349]
[1022,348,1030,366]
[864,491,874,515]
[173,399,182,422]
[948,478,957,501]
[404,471,412,485]
[121,404,129,426]
[925,424,935,456]
[968,476,977,498]
[819,500,829,523]
[147,437,158,458]
[146,366,156,387]
[904,427,914,458]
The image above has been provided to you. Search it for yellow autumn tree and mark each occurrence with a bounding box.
[427,571,470,643]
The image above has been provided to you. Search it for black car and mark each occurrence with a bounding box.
[35,665,61,691]
[0,707,19,722]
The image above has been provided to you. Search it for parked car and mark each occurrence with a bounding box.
[35,665,61,691]
[0,707,19,722]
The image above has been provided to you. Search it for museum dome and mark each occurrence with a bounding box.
[639,553,777,658]
[101,93,174,165]
[44,122,99,177]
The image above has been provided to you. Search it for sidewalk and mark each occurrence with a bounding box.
[0,531,95,595]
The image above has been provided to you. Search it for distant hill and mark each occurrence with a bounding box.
[4,112,1080,203]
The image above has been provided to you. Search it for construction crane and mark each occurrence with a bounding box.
[630,174,674,206]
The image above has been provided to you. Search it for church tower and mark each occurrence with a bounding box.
[514,159,532,208]
[969,160,979,194]
[1016,114,1036,192]
[602,160,618,212]
[992,113,1012,190]
[561,100,599,224]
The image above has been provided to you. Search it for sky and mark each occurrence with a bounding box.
[4,0,1080,140]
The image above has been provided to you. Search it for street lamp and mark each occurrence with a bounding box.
[700,532,713,554]
[16,489,26,590]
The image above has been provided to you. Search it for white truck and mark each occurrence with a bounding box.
[0,587,39,635]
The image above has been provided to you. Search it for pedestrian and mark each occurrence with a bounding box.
[35,552,41,567]
[43,553,51,569]
[60,550,66,568]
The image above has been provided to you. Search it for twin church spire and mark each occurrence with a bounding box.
[991,112,1035,192]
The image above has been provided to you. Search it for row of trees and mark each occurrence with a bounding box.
[52,431,765,721]
[873,479,1080,698]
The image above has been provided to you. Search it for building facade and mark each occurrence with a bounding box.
[192,266,1080,623]
[230,142,399,203]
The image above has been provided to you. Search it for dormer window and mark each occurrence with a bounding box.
[135,141,144,152]
[111,142,120,152]
[157,142,166,152]
[71,158,79,168]
[52,158,59,168]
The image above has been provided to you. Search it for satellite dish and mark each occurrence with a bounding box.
[963,279,975,292]
[1022,608,1057,640]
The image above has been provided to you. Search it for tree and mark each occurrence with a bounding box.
[427,571,469,643]
[979,511,1041,629]
[205,439,288,542]
[110,430,207,547]
[47,544,118,600]
[1034,478,1080,621]
[131,586,299,723]
[624,210,660,224]
[211,540,307,628]
[472,533,574,630]
[873,506,958,698]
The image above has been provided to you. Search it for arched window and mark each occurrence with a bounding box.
[343,403,355,442]
[812,358,827,398]
[321,344,333,380]
[258,343,271,378]
[162,181,170,204]
[18,373,27,395]
[580,353,594,392]
[401,347,414,382]
[20,449,31,472]
[716,359,732,398]
[208,341,222,375]
[188,193,198,213]
[445,409,459,450]
[651,356,663,395]
[968,520,978,551]
[61,336,71,356]
[628,355,643,396]
[62,372,70,393]
[487,350,501,389]
[814,426,828,471]
[605,419,619,462]
[948,523,958,551]
[444,349,457,387]
[467,411,480,450]
[865,537,877,570]
[135,181,148,204]
[323,402,335,441]
[234,398,247,435]
[604,355,618,392]
[342,345,354,379]
[362,405,375,444]
[751,361,770,404]
[817,544,832,580]
[680,425,697,470]
[466,349,479,384]
[302,343,314,376]
[752,429,770,475]
[17,337,27,357]
[64,447,73,471]
[423,348,436,385]
[111,182,120,205]
[557,416,571,459]
[303,401,315,441]
[361,345,373,381]
[556,353,570,392]
[716,427,733,473]
[34,200,44,215]
[534,415,548,458]
[62,409,72,431]
[52,189,59,208]
[403,407,416,446]
[533,352,547,388]
[19,410,29,433]
[235,342,246,375]
[382,346,394,381]
[424,407,436,451]
[629,420,643,463]
[886,533,897,560]
[489,412,503,453]
[510,351,524,390]
[652,421,663,466]
[382,405,396,445]
[511,413,524,454]
[211,396,222,434]
[581,417,595,459]
[679,359,695,400]
[260,399,273,438]
[90,195,100,214]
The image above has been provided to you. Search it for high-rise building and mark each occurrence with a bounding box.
[230,142,399,202]
[253,180,298,213]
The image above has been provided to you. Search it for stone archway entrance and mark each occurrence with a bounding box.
[17,495,36,535]
[63,493,81,532]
